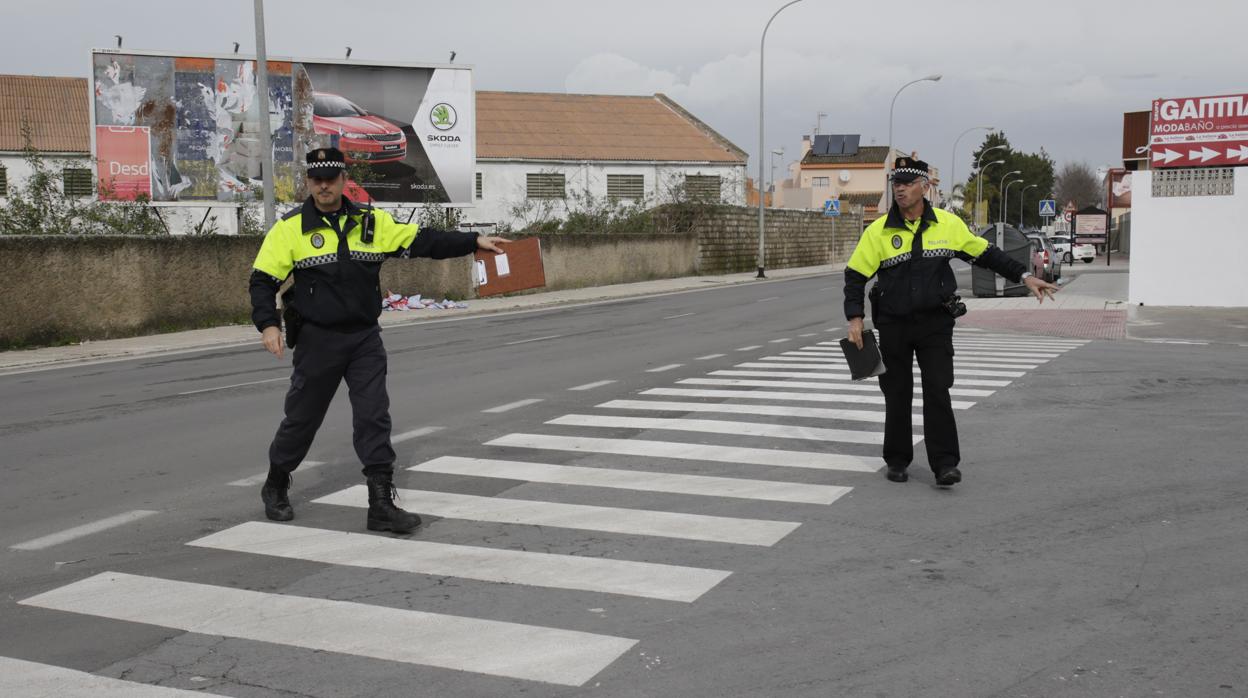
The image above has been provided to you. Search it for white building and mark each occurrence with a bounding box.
[0,75,93,208]
[471,91,747,229]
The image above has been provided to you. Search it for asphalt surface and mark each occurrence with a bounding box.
[2,270,1247,697]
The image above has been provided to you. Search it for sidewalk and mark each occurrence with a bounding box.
[0,264,837,374]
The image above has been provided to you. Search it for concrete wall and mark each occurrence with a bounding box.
[1129,169,1248,307]
[675,206,861,275]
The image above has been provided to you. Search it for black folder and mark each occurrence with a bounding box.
[838,330,887,381]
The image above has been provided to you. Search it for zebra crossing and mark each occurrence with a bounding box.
[12,331,1088,693]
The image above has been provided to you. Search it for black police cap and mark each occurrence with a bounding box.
[306,147,346,178]
[891,156,930,183]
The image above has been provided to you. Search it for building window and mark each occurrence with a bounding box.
[526,173,566,199]
[0,165,7,197]
[475,172,483,199]
[606,174,644,200]
[812,176,830,188]
[62,167,93,197]
[684,174,721,203]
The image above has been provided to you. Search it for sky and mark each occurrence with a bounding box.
[3,0,1247,192]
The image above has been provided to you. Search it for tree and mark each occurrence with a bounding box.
[963,132,1055,229]
[1053,162,1102,211]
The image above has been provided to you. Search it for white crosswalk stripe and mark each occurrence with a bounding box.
[190,521,730,602]
[598,398,904,424]
[547,414,905,446]
[486,433,881,472]
[0,656,229,697]
[20,572,637,687]
[677,377,994,398]
[643,386,976,409]
[409,455,852,505]
[771,353,1041,369]
[314,487,801,546]
[735,362,1025,378]
[710,369,1011,387]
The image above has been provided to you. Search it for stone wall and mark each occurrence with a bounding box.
[681,205,861,275]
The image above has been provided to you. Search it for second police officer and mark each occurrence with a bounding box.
[249,147,509,533]
[843,157,1059,488]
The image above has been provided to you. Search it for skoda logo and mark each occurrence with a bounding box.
[430,103,457,131]
[891,234,903,249]
[311,233,325,249]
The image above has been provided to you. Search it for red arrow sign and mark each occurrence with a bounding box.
[1150,139,1248,168]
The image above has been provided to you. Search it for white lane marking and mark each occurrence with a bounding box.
[228,460,327,487]
[770,354,1041,370]
[663,312,696,320]
[483,398,544,413]
[177,377,286,396]
[0,656,226,697]
[600,399,904,424]
[20,572,634,687]
[710,370,1011,388]
[645,386,975,409]
[191,521,728,603]
[679,377,993,398]
[735,362,1026,378]
[11,510,160,551]
[756,296,781,302]
[393,426,445,444]
[736,345,763,351]
[769,338,791,343]
[798,333,819,337]
[1144,339,1209,345]
[548,414,906,446]
[504,334,565,346]
[316,487,800,547]
[486,433,880,472]
[695,353,727,360]
[411,455,851,506]
[952,341,1078,349]
[646,363,684,373]
[570,380,617,391]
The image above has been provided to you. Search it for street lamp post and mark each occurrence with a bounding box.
[253,0,275,229]
[885,73,941,210]
[950,125,993,208]
[1018,183,1038,228]
[1001,177,1023,226]
[996,170,1021,225]
[757,0,807,279]
[968,145,1008,229]
[769,148,784,205]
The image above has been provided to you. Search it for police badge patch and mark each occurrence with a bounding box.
[891,234,903,249]
[311,233,325,249]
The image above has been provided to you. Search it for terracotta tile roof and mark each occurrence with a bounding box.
[477,91,746,163]
[802,145,890,166]
[0,75,90,153]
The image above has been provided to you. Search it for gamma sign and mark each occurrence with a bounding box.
[1150,93,1248,168]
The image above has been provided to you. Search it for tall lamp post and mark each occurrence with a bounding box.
[253,0,275,229]
[1001,176,1023,226]
[968,144,1008,227]
[757,0,807,279]
[885,73,941,209]
[996,169,1021,224]
[950,125,993,208]
[1018,183,1038,228]
[768,148,784,205]
[975,156,1005,229]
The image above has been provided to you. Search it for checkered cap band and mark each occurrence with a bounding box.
[307,161,345,170]
[890,167,928,179]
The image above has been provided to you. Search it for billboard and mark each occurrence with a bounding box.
[89,49,474,204]
[1149,93,1248,168]
[1073,207,1108,245]
[1108,170,1132,209]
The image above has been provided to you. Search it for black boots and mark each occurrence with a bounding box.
[886,465,909,483]
[935,466,962,487]
[366,473,421,533]
[261,470,294,521]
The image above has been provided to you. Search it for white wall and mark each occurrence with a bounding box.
[471,160,746,229]
[1129,169,1248,307]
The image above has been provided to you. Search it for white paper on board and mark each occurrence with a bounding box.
[494,254,511,277]
[475,260,487,285]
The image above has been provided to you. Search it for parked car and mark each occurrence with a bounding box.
[312,92,407,164]
[1025,233,1062,282]
[1049,235,1096,264]
[1026,237,1047,282]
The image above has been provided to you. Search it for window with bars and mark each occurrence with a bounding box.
[811,176,830,188]
[62,168,94,197]
[684,174,721,203]
[526,172,566,199]
[475,172,483,199]
[606,174,644,200]
[0,166,7,197]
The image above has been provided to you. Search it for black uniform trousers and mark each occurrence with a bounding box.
[876,311,960,473]
[269,323,395,477]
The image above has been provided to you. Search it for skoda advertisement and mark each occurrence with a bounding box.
[89,49,474,205]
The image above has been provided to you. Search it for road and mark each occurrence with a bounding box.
[2,271,1247,697]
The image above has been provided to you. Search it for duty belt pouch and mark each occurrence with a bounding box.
[280,288,303,349]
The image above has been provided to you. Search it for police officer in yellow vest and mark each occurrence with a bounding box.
[844,157,1058,487]
[249,147,507,532]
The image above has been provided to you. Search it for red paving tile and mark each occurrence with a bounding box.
[958,310,1126,340]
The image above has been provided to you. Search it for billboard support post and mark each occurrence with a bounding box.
[253,0,276,230]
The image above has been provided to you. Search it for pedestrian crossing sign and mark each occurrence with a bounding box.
[823,199,840,217]
[1039,199,1057,217]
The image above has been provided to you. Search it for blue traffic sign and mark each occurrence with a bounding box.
[1038,199,1057,217]
[823,199,840,217]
